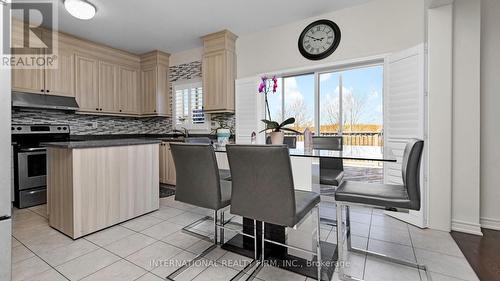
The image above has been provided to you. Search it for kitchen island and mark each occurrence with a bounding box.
[43,139,161,239]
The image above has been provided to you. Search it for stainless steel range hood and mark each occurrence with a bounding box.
[12,92,79,111]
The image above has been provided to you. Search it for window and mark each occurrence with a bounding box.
[319,65,384,147]
[173,80,209,131]
[268,63,383,147]
[283,74,315,134]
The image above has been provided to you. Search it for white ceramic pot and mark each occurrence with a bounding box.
[270,131,284,144]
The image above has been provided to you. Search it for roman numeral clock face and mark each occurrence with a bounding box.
[298,20,341,60]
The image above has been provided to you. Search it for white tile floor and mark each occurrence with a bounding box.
[10,198,479,281]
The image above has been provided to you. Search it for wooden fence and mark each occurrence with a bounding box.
[290,132,383,147]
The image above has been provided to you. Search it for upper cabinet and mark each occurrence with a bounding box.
[75,54,99,112]
[11,23,75,97]
[10,19,169,117]
[45,45,75,97]
[118,66,140,115]
[140,51,171,116]
[201,30,237,113]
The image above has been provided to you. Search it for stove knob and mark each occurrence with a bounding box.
[11,127,14,131]
[57,127,61,130]
[63,127,67,130]
[17,127,22,130]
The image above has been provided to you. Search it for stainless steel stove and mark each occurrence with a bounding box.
[11,124,70,208]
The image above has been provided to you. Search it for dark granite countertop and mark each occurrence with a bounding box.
[42,138,162,149]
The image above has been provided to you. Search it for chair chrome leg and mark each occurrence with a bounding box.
[167,209,220,281]
[229,219,261,281]
[336,202,432,281]
[261,221,265,262]
[214,210,218,244]
[346,206,352,251]
[253,219,258,260]
[182,216,214,242]
[219,210,225,244]
[336,203,345,279]
[316,206,322,281]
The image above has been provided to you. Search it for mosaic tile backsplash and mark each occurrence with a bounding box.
[11,60,235,135]
[11,109,172,135]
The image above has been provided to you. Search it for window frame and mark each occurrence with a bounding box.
[172,78,210,132]
[273,61,384,135]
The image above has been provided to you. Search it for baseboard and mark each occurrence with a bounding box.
[481,217,500,231]
[451,219,483,236]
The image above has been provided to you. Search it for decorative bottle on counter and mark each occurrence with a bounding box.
[251,131,256,144]
[304,128,313,150]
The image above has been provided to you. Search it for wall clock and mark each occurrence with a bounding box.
[298,19,341,60]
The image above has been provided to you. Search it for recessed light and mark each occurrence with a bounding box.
[64,0,96,20]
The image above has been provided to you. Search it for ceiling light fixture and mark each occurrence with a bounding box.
[64,0,96,20]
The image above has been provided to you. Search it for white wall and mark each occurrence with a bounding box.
[235,0,424,78]
[427,4,453,232]
[450,0,482,235]
[480,0,500,231]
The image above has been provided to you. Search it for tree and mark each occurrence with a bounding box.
[284,97,311,131]
[343,91,366,131]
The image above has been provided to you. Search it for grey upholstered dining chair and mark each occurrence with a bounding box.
[184,137,231,181]
[226,144,323,281]
[312,136,344,187]
[335,139,427,281]
[266,135,298,148]
[167,143,231,280]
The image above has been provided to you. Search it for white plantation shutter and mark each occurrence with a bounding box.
[383,44,427,227]
[191,86,204,124]
[235,77,265,144]
[173,81,207,129]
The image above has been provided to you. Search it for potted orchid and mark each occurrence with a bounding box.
[258,76,300,144]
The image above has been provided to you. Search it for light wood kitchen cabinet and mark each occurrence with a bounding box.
[118,66,140,114]
[11,20,75,97]
[159,142,176,185]
[98,61,119,113]
[75,54,100,112]
[47,143,160,239]
[10,19,173,117]
[141,65,157,114]
[140,51,171,116]
[45,47,75,97]
[201,30,237,113]
[11,20,47,95]
[11,45,75,97]
[11,65,45,94]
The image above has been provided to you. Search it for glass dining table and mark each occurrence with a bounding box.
[213,144,396,281]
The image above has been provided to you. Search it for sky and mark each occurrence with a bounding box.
[267,65,383,127]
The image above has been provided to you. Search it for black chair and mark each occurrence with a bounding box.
[226,144,323,281]
[184,137,231,181]
[167,143,231,280]
[312,136,344,187]
[335,139,428,281]
[266,135,298,148]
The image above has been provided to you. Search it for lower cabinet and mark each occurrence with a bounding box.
[160,142,176,185]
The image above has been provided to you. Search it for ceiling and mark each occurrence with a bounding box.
[46,0,371,54]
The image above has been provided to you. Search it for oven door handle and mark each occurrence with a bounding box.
[19,147,47,152]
